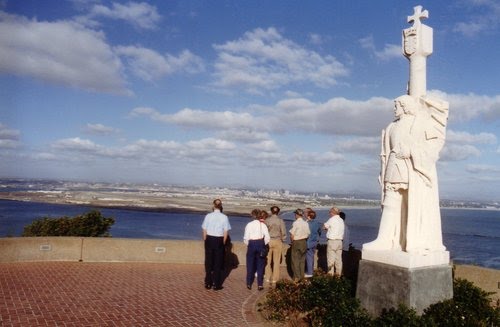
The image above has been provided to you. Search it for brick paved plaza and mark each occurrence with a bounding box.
[0,262,270,326]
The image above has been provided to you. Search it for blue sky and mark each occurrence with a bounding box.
[1,1,499,201]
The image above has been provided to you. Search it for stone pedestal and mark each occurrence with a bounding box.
[356,260,453,316]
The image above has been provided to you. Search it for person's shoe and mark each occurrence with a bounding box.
[204,284,212,290]
[304,274,313,278]
[247,285,252,290]
[258,286,264,291]
[213,286,223,291]
[265,279,270,283]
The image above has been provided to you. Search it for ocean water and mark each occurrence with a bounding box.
[0,199,498,269]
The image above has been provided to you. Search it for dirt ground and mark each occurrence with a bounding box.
[454,264,500,305]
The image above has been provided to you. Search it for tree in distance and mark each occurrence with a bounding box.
[22,210,115,237]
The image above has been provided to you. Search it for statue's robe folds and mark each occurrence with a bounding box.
[405,97,448,253]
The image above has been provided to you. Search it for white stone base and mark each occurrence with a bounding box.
[361,249,450,268]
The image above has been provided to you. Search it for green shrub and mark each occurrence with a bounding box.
[260,271,371,326]
[22,210,115,237]
[374,305,423,327]
[301,271,371,326]
[423,278,500,327]
[260,275,499,327]
[259,279,308,323]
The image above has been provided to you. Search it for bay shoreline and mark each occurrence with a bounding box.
[0,190,380,217]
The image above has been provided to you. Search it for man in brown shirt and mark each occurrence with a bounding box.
[264,206,286,284]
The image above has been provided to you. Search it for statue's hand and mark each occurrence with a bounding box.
[396,145,411,159]
[395,151,410,159]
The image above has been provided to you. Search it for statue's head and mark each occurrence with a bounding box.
[394,95,418,116]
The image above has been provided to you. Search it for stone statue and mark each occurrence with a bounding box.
[363,94,448,254]
[356,7,453,316]
[362,6,450,266]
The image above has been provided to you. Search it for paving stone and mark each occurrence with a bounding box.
[0,262,273,326]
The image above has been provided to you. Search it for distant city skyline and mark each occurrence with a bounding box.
[1,1,500,202]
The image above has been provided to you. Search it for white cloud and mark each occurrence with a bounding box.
[446,130,497,145]
[89,1,161,30]
[212,27,348,94]
[0,123,20,140]
[115,46,204,81]
[131,107,261,130]
[359,35,400,60]
[44,134,351,176]
[453,0,500,37]
[131,139,180,151]
[0,12,129,94]
[52,137,102,153]
[31,152,58,160]
[247,140,279,152]
[129,106,158,117]
[427,90,500,122]
[167,108,256,130]
[186,138,236,151]
[216,129,271,143]
[0,12,129,95]
[84,123,119,136]
[271,96,393,136]
[308,33,324,45]
[290,151,345,166]
[130,93,500,149]
[49,136,237,163]
[0,123,20,149]
[335,136,380,155]
[0,139,19,149]
[284,90,304,98]
[466,164,500,174]
[440,144,481,161]
[130,96,393,137]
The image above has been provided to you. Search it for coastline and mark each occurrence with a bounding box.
[0,190,380,217]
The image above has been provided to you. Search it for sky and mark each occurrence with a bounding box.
[1,0,500,202]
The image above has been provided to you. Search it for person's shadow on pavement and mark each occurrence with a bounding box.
[222,235,239,283]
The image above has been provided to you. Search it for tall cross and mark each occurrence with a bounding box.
[408,5,428,28]
[403,5,432,98]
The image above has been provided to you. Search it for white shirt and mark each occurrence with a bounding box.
[324,215,345,240]
[243,220,270,245]
[289,217,310,241]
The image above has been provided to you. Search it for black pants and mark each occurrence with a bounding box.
[204,235,225,287]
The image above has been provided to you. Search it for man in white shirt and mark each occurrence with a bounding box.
[289,209,310,281]
[323,207,345,276]
[202,199,231,290]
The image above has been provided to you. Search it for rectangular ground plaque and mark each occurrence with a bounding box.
[39,244,52,251]
[155,246,166,253]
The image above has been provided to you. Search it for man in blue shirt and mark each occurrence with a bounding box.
[305,209,321,277]
[202,199,231,290]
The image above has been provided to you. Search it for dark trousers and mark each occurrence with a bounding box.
[246,239,266,287]
[204,235,225,288]
[291,239,307,280]
[305,243,318,275]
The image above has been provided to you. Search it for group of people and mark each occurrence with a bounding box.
[285,206,347,282]
[201,199,347,291]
